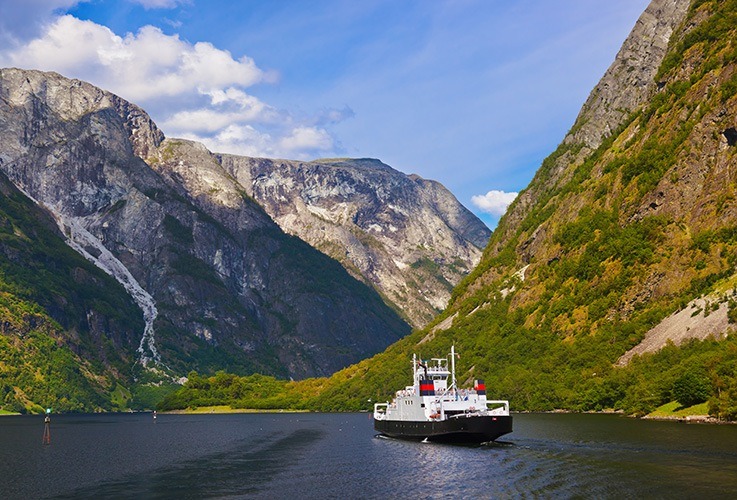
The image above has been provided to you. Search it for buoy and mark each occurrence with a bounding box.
[42,409,51,445]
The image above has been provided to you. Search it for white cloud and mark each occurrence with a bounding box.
[161,88,278,134]
[163,109,260,134]
[471,190,518,216]
[279,127,334,154]
[314,105,355,125]
[0,14,349,160]
[159,86,341,157]
[179,125,277,158]
[1,16,265,102]
[178,124,336,160]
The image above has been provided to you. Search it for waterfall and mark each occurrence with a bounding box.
[33,196,162,367]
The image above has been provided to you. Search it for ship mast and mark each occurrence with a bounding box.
[450,344,457,390]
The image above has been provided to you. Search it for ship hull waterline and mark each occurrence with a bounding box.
[374,415,512,443]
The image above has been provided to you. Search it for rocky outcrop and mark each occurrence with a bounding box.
[566,0,692,149]
[0,67,409,379]
[495,0,692,251]
[617,293,732,366]
[218,156,490,327]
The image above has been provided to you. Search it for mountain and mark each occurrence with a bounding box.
[0,169,145,412]
[218,155,490,327]
[0,64,487,411]
[0,67,412,392]
[247,0,737,419]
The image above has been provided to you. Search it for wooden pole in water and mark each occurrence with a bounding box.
[42,409,51,445]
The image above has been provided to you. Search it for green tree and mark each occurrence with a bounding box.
[672,372,711,407]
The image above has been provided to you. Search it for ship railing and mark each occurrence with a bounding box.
[445,400,510,419]
[485,400,510,416]
[373,402,388,420]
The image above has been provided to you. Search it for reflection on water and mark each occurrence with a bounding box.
[58,428,324,498]
[0,412,736,499]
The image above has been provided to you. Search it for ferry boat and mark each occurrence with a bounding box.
[373,346,512,443]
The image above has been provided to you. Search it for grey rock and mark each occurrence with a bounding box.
[497,0,691,254]
[567,0,692,149]
[218,156,490,327]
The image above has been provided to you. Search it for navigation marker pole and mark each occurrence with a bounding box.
[42,408,51,445]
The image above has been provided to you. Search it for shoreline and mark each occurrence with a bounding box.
[640,414,734,424]
[514,408,736,425]
[3,406,735,423]
[161,405,311,414]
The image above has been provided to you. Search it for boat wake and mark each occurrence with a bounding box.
[480,439,516,448]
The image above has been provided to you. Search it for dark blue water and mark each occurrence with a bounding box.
[1,412,736,498]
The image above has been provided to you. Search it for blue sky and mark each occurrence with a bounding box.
[0,0,650,227]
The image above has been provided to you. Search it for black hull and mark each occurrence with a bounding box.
[374,415,512,443]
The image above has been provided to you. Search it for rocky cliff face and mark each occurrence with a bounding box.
[0,67,410,380]
[218,155,490,327]
[567,0,691,149]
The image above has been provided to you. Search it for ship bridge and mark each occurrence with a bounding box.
[414,356,452,393]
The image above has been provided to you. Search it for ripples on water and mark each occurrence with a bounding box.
[1,412,736,498]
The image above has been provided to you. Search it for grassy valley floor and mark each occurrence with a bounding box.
[643,401,719,422]
[162,405,310,414]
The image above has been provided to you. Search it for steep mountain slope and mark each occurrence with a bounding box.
[0,170,145,412]
[231,0,737,418]
[453,0,734,349]
[219,155,490,327]
[0,67,409,385]
[489,0,691,263]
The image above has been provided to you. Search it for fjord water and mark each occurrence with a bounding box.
[1,413,736,499]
